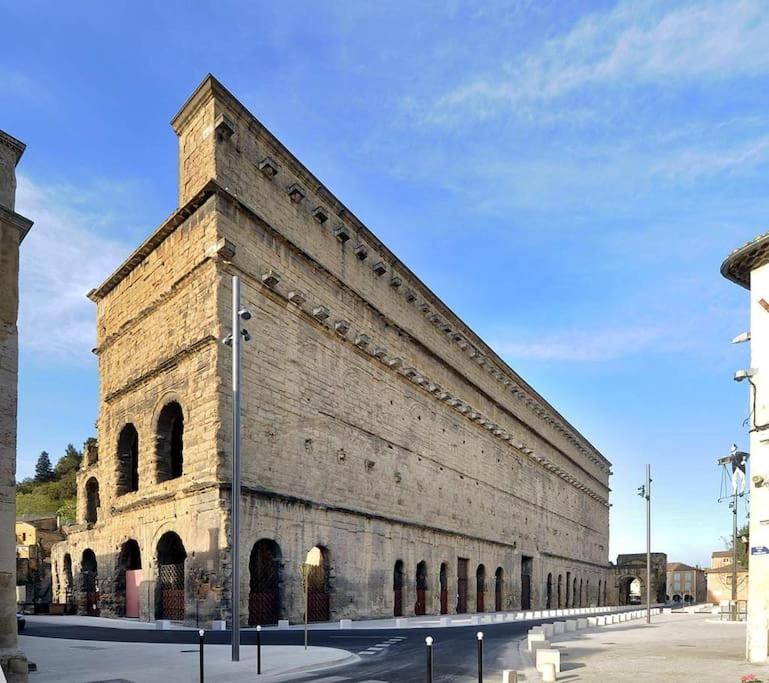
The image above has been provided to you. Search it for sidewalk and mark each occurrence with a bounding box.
[20,636,356,682]
[525,611,765,682]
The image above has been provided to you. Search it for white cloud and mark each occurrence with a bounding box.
[424,0,769,123]
[15,175,132,362]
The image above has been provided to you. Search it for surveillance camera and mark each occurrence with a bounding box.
[222,334,233,347]
[734,368,757,382]
[241,328,252,342]
[238,308,252,321]
[753,474,765,488]
[732,332,751,344]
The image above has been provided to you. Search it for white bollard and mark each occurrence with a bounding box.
[395,618,408,628]
[553,621,566,635]
[339,619,352,629]
[577,618,587,629]
[542,662,557,682]
[565,619,577,632]
[210,620,226,631]
[588,616,598,627]
[155,619,170,630]
[278,619,290,629]
[440,616,451,626]
[536,648,561,674]
[471,615,481,625]
[502,670,519,683]
[543,623,554,638]
[528,631,547,651]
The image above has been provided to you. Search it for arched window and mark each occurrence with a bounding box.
[415,561,428,616]
[116,424,139,495]
[393,559,405,617]
[495,567,504,612]
[546,573,553,609]
[156,402,184,482]
[476,564,486,613]
[557,574,563,608]
[85,478,100,524]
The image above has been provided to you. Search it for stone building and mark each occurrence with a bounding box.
[705,550,748,606]
[16,515,64,608]
[610,553,667,605]
[666,561,706,605]
[0,129,32,680]
[52,75,612,626]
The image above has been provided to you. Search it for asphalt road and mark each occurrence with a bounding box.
[23,619,532,682]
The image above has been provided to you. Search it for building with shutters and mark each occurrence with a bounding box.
[52,75,612,626]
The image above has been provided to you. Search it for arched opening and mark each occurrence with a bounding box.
[115,539,142,618]
[156,402,184,482]
[684,593,693,604]
[85,478,100,525]
[81,549,99,616]
[603,579,607,606]
[249,539,281,625]
[619,576,644,606]
[495,567,504,612]
[415,561,428,616]
[586,579,590,607]
[579,578,583,607]
[572,577,577,608]
[63,553,73,605]
[393,560,405,617]
[116,424,139,495]
[557,574,563,608]
[306,546,330,622]
[598,579,602,607]
[456,558,468,613]
[439,563,448,614]
[156,531,187,620]
[476,564,486,613]
[546,573,553,609]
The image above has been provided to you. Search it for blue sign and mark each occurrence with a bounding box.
[751,546,769,556]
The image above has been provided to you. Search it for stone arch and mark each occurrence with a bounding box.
[393,559,405,617]
[115,539,142,618]
[305,545,330,622]
[598,579,602,606]
[546,572,553,609]
[476,564,486,613]
[415,560,428,616]
[249,539,282,625]
[439,562,449,614]
[557,574,563,608]
[116,423,139,495]
[572,577,577,608]
[495,566,504,612]
[63,553,73,604]
[618,575,644,606]
[579,578,583,607]
[156,531,187,620]
[84,477,100,524]
[80,548,99,616]
[155,401,185,482]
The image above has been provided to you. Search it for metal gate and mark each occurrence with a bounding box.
[159,562,185,621]
[306,564,329,623]
[457,559,468,613]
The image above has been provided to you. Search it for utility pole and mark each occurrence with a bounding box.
[223,275,251,662]
[731,483,738,618]
[638,464,651,624]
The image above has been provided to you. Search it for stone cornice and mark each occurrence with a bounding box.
[0,129,25,165]
[721,230,769,289]
[0,204,33,242]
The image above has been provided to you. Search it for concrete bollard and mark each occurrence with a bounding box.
[339,619,352,629]
[543,623,554,638]
[542,662,557,682]
[496,614,505,622]
[155,619,170,630]
[565,619,577,632]
[471,615,481,625]
[536,648,561,674]
[440,616,451,626]
[502,670,519,683]
[528,631,547,651]
[534,610,543,618]
[596,616,606,626]
[577,618,587,629]
[587,617,598,627]
[210,620,226,631]
[530,640,551,656]
[553,621,566,635]
[395,618,408,628]
[278,619,290,629]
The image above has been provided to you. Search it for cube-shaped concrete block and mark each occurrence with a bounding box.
[339,619,352,629]
[565,619,577,632]
[211,620,226,631]
[596,616,606,626]
[536,648,561,674]
[588,616,598,627]
[471,616,481,625]
[502,671,519,683]
[534,610,543,618]
[530,640,551,656]
[495,614,506,622]
[278,620,290,629]
[155,619,170,630]
[543,623,555,638]
[395,618,408,628]
[577,618,587,629]
[553,621,566,635]
[542,662,557,682]
[528,631,547,651]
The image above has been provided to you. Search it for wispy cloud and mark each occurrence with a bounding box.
[16,176,132,362]
[420,0,769,124]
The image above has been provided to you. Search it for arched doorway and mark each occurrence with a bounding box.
[619,576,643,606]
[572,577,577,608]
[156,531,186,620]
[495,567,504,612]
[586,580,590,607]
[415,561,427,616]
[85,478,100,524]
[439,563,448,614]
[63,553,73,606]
[306,546,330,622]
[249,539,281,625]
[116,539,142,618]
[557,574,563,608]
[476,564,486,613]
[579,578,583,607]
[603,580,607,606]
[393,560,404,617]
[81,549,99,616]
[546,573,553,609]
[598,579,602,606]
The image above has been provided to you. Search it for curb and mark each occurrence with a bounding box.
[261,650,360,681]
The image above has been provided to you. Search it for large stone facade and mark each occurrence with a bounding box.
[0,129,32,681]
[53,75,612,626]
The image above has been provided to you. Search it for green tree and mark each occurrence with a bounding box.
[34,451,54,483]
[54,443,82,479]
[722,522,750,568]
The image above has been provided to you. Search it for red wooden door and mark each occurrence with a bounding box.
[477,589,484,613]
[415,589,426,616]
[125,569,141,618]
[457,559,468,613]
[440,589,448,614]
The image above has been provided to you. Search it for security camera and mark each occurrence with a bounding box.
[734,369,757,382]
[241,328,252,342]
[732,332,751,344]
[238,308,252,321]
[222,334,233,347]
[753,474,765,488]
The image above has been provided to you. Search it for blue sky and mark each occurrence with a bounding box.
[2,0,765,567]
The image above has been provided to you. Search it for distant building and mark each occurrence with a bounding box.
[705,550,748,606]
[610,553,667,605]
[665,562,706,604]
[15,515,63,607]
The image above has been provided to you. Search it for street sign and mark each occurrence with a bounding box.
[751,546,769,556]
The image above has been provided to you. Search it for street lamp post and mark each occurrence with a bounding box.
[223,275,252,662]
[638,464,651,624]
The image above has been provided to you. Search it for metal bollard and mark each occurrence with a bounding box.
[425,635,434,683]
[477,631,484,683]
[198,629,205,683]
[256,625,262,674]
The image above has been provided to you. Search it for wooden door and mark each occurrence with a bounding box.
[125,569,141,618]
[457,558,468,613]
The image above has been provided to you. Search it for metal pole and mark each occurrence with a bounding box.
[476,631,483,683]
[256,625,262,674]
[199,629,205,683]
[732,486,738,619]
[646,464,651,624]
[231,275,241,661]
[304,566,309,650]
[425,636,433,683]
